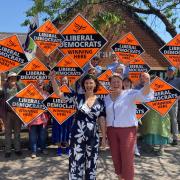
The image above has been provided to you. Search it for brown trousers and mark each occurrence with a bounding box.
[5,111,22,153]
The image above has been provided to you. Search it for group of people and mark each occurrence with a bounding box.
[0,53,180,180]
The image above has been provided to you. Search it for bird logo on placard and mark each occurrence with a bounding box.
[32,63,41,70]
[174,38,180,46]
[26,89,35,97]
[6,40,17,48]
[44,25,53,32]
[154,83,164,91]
[73,23,87,33]
[125,37,134,44]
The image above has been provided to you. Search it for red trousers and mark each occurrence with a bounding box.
[107,126,136,180]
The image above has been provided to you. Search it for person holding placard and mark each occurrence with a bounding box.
[52,76,74,156]
[165,66,180,145]
[50,72,106,180]
[103,72,154,180]
[28,80,50,159]
[2,72,23,158]
[83,56,103,76]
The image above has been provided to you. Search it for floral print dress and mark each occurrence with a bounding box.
[69,94,106,180]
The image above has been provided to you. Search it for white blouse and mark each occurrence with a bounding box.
[104,89,154,127]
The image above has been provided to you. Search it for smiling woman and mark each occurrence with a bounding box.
[104,72,154,180]
[50,72,106,180]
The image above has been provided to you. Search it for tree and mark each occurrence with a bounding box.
[23,0,179,38]
[114,0,179,37]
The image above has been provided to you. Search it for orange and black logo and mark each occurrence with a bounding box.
[18,57,50,86]
[111,32,144,65]
[159,34,180,68]
[136,103,149,120]
[30,20,64,56]
[97,69,113,90]
[128,56,151,85]
[6,84,46,125]
[59,13,107,67]
[43,85,76,124]
[52,55,84,86]
[146,77,180,116]
[0,35,28,73]
[95,84,109,100]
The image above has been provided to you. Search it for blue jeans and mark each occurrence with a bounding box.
[29,125,47,153]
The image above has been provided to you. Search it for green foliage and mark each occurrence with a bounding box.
[22,0,179,37]
[22,0,63,26]
[21,19,31,26]
[92,11,125,31]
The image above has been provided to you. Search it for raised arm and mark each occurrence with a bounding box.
[141,72,151,96]
[49,71,64,99]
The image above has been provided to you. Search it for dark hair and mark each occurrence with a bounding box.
[123,77,133,89]
[123,77,132,84]
[81,74,99,93]
[88,67,97,75]
[92,56,100,61]
[108,73,123,83]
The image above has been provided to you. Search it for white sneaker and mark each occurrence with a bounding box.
[31,153,37,159]
[134,144,140,157]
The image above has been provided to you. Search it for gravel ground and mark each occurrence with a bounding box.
[0,143,180,180]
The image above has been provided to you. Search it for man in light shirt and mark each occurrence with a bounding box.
[165,66,180,145]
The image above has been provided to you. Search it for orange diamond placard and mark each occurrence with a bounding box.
[18,57,50,86]
[0,35,28,73]
[52,55,84,86]
[60,13,107,67]
[146,77,180,116]
[136,103,149,120]
[98,69,113,90]
[128,56,151,86]
[111,32,144,65]
[159,34,180,68]
[6,84,46,125]
[95,84,109,100]
[30,20,64,56]
[43,85,76,125]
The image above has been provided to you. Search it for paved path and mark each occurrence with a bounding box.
[0,144,180,180]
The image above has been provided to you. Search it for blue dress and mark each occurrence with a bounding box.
[52,116,73,144]
[69,94,106,179]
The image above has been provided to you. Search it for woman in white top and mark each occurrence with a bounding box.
[103,73,154,180]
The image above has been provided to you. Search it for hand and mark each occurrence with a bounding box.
[141,72,150,84]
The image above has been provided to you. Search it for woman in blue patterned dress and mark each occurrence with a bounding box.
[50,72,106,180]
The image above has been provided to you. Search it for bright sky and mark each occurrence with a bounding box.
[0,0,178,43]
[0,0,33,33]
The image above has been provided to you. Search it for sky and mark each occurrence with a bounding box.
[0,0,33,33]
[0,0,179,43]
